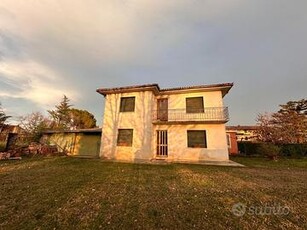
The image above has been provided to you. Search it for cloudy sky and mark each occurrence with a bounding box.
[0,0,306,126]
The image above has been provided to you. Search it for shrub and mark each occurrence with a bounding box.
[280,144,307,158]
[258,143,281,160]
[238,142,263,156]
[0,141,6,151]
[238,142,307,158]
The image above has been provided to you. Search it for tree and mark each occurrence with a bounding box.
[69,108,97,129]
[0,103,11,131]
[256,99,307,144]
[256,113,276,143]
[48,95,97,130]
[19,112,51,142]
[48,95,72,129]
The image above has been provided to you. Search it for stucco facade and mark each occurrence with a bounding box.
[97,83,233,163]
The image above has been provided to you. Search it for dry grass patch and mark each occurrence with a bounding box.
[0,156,306,229]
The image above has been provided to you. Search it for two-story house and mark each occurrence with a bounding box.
[97,83,233,163]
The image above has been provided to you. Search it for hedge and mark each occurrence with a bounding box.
[238,142,307,158]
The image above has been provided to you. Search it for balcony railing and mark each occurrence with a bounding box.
[152,107,229,123]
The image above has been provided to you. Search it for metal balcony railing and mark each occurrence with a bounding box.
[152,107,229,123]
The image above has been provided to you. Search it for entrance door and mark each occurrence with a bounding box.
[157,98,168,121]
[156,130,168,157]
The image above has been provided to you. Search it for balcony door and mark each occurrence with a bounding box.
[157,98,168,121]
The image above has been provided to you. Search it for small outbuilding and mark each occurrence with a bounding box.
[41,128,101,158]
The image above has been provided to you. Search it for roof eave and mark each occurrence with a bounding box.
[96,84,160,96]
[96,82,234,97]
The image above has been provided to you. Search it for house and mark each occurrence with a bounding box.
[226,125,260,142]
[97,83,233,163]
[0,124,24,134]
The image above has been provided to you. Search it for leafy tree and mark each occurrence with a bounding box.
[69,108,97,129]
[48,95,72,129]
[19,112,51,142]
[0,103,11,131]
[256,99,307,144]
[48,96,97,130]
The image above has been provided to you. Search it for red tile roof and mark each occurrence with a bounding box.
[97,83,233,97]
[226,126,259,130]
[160,83,233,92]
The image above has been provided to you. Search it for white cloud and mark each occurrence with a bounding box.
[0,0,245,65]
[0,59,78,108]
[0,0,307,125]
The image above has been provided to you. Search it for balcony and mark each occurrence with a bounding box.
[152,107,229,124]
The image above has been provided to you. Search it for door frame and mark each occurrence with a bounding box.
[156,130,168,157]
[157,98,168,121]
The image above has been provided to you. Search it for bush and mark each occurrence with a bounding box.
[258,143,280,160]
[0,141,6,151]
[238,142,263,156]
[238,142,307,158]
[280,144,307,158]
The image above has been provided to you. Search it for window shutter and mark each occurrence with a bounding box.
[187,130,207,148]
[117,129,133,146]
[186,97,204,113]
[120,97,135,112]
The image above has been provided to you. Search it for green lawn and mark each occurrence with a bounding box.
[0,157,306,229]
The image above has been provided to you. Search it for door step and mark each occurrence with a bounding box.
[150,158,169,164]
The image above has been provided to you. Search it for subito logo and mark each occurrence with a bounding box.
[232,203,246,217]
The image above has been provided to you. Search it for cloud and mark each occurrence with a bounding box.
[0,59,78,108]
[0,0,307,125]
[0,0,245,66]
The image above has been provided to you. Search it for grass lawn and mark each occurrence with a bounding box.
[0,156,306,229]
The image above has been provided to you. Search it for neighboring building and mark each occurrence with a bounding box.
[41,128,101,157]
[226,125,259,142]
[226,131,239,155]
[97,83,233,163]
[0,125,25,151]
[0,124,24,134]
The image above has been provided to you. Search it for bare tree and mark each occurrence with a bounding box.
[19,112,51,142]
[0,103,11,132]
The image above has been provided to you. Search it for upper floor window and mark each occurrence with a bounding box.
[186,97,204,113]
[187,130,207,148]
[120,97,135,112]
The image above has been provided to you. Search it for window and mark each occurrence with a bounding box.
[226,134,231,148]
[187,130,207,148]
[117,129,133,146]
[120,97,135,112]
[186,97,204,113]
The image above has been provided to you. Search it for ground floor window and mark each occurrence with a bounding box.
[187,130,207,148]
[117,129,133,146]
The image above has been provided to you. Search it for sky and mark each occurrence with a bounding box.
[0,0,306,126]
